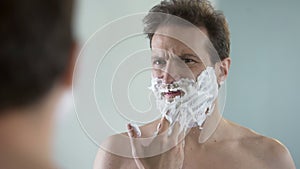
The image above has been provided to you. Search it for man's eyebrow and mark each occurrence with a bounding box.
[178,53,199,59]
[151,53,168,59]
[151,55,160,59]
[151,54,161,57]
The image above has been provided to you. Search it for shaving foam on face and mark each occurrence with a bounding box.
[149,67,218,134]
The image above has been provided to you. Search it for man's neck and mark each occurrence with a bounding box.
[185,105,229,144]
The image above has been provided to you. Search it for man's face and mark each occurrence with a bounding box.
[151,25,211,100]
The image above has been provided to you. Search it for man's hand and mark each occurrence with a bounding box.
[127,117,186,169]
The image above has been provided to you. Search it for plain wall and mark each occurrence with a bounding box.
[220,0,300,167]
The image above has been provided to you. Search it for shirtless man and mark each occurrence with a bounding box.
[0,0,75,169]
[94,0,296,168]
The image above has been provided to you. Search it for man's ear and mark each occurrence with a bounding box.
[63,41,78,88]
[215,57,231,85]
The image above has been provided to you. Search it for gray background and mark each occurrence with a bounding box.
[54,0,300,168]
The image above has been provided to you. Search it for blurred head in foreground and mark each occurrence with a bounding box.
[0,0,75,168]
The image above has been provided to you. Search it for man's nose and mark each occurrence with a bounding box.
[162,71,175,84]
[162,61,180,84]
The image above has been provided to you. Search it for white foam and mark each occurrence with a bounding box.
[149,67,219,135]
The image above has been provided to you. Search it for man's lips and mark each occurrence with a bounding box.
[162,90,182,98]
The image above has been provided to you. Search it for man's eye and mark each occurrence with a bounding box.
[153,59,166,65]
[182,58,196,64]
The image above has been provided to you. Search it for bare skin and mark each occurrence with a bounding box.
[94,116,295,169]
[94,25,296,169]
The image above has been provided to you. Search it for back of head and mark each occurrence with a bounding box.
[0,0,74,112]
[0,0,74,168]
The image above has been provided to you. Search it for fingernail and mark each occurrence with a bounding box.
[157,123,161,130]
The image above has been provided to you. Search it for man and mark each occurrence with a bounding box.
[0,0,75,169]
[94,0,296,168]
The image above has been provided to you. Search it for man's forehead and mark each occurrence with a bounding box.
[151,25,210,58]
[151,46,197,58]
[151,36,192,53]
[154,25,209,42]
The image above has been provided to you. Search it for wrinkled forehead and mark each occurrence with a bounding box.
[151,25,214,64]
[155,24,209,40]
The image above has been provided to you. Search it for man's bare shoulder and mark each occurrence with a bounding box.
[227,120,296,169]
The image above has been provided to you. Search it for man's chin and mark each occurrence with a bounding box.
[166,98,174,103]
[163,96,180,103]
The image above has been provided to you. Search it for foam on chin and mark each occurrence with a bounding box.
[149,67,219,133]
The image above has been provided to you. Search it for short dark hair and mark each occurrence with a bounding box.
[143,0,230,61]
[0,0,74,111]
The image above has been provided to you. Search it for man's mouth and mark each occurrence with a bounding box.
[162,90,182,99]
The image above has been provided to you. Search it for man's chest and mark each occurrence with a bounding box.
[182,144,268,169]
[120,143,269,169]
[120,153,268,169]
